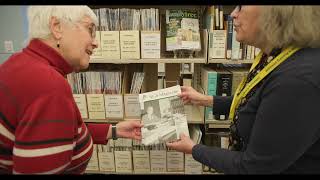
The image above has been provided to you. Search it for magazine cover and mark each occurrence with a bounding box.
[165,9,201,51]
[138,85,189,145]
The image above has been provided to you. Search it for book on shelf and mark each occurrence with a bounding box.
[204,5,215,32]
[219,6,224,30]
[201,67,218,121]
[225,67,249,95]
[214,6,220,30]
[226,15,233,59]
[215,68,232,120]
[208,29,227,59]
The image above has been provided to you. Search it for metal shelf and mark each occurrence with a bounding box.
[84,105,204,124]
[206,119,231,129]
[90,58,206,64]
[84,119,121,124]
[208,59,253,64]
[85,170,217,175]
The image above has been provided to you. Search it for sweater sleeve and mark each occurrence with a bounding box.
[13,91,77,174]
[86,123,110,144]
[192,76,320,174]
[212,96,233,115]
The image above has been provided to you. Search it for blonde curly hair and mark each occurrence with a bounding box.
[258,6,320,50]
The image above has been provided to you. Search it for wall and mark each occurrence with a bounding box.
[0,6,28,64]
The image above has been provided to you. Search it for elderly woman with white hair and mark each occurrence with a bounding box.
[167,6,320,174]
[0,6,142,174]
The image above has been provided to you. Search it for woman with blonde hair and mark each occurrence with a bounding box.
[0,6,142,174]
[167,6,320,174]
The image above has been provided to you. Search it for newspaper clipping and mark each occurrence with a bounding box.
[139,85,189,145]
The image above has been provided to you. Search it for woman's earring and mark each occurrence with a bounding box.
[57,41,60,48]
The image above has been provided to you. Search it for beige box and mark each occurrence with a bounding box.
[184,154,202,174]
[90,31,103,59]
[132,150,150,173]
[167,151,184,172]
[141,31,161,59]
[97,145,115,172]
[120,30,140,59]
[124,94,141,119]
[114,138,133,148]
[86,145,99,171]
[73,94,88,119]
[101,31,121,59]
[104,94,124,119]
[86,94,106,119]
[114,150,133,173]
[150,150,167,172]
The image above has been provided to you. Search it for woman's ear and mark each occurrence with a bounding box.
[49,16,62,40]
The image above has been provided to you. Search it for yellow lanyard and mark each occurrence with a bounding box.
[229,46,301,122]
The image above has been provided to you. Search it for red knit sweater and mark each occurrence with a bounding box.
[0,39,110,174]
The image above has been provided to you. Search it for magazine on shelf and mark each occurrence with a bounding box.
[165,9,201,51]
[138,85,189,145]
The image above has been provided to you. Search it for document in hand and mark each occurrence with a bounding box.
[139,85,190,145]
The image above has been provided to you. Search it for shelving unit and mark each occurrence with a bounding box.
[85,169,220,175]
[85,170,186,175]
[206,119,231,129]
[208,59,253,64]
[84,105,203,124]
[81,5,253,175]
[90,58,207,64]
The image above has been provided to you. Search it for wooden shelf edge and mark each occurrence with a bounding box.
[208,59,253,64]
[85,170,214,175]
[84,105,205,124]
[205,119,231,129]
[90,58,206,64]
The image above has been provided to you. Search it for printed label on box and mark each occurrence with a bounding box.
[91,31,102,58]
[120,30,140,59]
[132,150,150,172]
[141,31,161,59]
[101,31,120,59]
[86,94,106,119]
[105,94,123,119]
[184,154,202,174]
[114,150,133,173]
[167,151,184,172]
[150,150,167,172]
[73,94,88,119]
[124,94,141,118]
[98,151,116,172]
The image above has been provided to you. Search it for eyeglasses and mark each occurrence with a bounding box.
[235,5,242,12]
[78,21,96,39]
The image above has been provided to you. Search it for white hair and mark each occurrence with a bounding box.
[27,5,98,41]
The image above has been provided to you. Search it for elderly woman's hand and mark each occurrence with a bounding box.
[116,120,143,140]
[179,86,213,107]
[166,133,196,154]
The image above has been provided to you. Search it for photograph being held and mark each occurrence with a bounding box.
[141,106,161,130]
[167,6,320,174]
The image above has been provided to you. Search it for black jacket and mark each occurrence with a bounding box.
[192,47,320,174]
